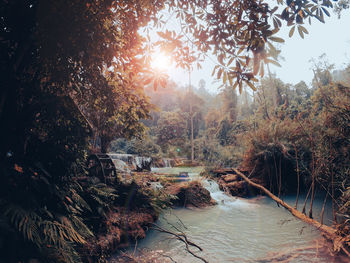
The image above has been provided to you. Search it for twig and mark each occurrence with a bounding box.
[151,223,209,263]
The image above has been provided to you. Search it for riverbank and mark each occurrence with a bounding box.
[87,165,350,263]
[130,174,348,263]
[82,168,214,262]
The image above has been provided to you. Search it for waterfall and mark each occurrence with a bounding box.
[134,156,152,171]
[108,153,152,171]
[202,179,256,209]
[111,158,130,173]
[108,153,134,165]
[162,158,172,168]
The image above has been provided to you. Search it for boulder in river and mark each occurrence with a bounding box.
[214,171,258,197]
[222,173,239,183]
[224,181,248,197]
[167,181,217,208]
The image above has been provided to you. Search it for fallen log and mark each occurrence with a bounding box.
[233,168,350,258]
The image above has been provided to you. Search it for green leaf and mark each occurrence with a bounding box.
[266,59,281,67]
[211,65,218,77]
[227,57,235,66]
[297,26,304,39]
[153,79,158,91]
[253,59,260,75]
[237,45,245,55]
[223,71,227,84]
[217,68,223,80]
[299,25,309,34]
[143,77,153,85]
[260,63,265,78]
[218,54,225,65]
[228,75,233,86]
[289,26,295,38]
[269,37,285,43]
[322,7,330,17]
[245,80,256,91]
[232,81,239,90]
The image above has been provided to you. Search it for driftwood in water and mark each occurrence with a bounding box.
[232,168,350,258]
[151,223,208,263]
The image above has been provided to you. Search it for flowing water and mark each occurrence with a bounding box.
[125,167,346,262]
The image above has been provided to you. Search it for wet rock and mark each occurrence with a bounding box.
[224,181,248,197]
[217,171,260,197]
[222,174,239,183]
[167,181,216,208]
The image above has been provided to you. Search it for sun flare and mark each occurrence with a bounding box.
[151,52,171,71]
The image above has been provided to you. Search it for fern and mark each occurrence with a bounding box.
[4,204,42,246]
[2,198,93,263]
[86,183,118,209]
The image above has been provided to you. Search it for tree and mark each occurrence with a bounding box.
[0,1,164,261]
[154,0,338,91]
[180,90,205,140]
[155,111,187,154]
[219,85,238,122]
[310,54,334,89]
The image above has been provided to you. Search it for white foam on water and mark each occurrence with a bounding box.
[203,179,257,210]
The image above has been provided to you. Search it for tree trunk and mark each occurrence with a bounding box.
[320,191,328,225]
[302,184,312,215]
[233,168,350,257]
[100,135,109,153]
[294,145,300,209]
[309,151,316,219]
[273,154,279,196]
[189,74,194,163]
[278,156,282,197]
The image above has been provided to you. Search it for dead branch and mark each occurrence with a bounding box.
[233,168,350,258]
[151,223,209,263]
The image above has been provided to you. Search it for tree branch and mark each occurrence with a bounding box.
[233,168,350,258]
[151,223,208,263]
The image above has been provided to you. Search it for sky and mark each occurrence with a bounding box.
[157,8,350,94]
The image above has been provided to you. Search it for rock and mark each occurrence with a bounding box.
[225,181,247,197]
[167,181,216,208]
[216,172,252,197]
[222,174,239,183]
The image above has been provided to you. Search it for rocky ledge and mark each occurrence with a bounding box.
[166,181,217,208]
[210,169,262,197]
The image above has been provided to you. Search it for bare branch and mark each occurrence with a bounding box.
[151,223,208,263]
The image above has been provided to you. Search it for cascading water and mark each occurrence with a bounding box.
[124,167,346,263]
[108,153,152,171]
[202,179,257,210]
[162,158,172,168]
[134,156,152,171]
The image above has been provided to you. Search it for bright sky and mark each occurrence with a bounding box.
[159,9,350,94]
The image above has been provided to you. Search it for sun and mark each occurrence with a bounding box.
[151,52,171,71]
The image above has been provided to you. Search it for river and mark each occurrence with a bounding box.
[120,167,347,263]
